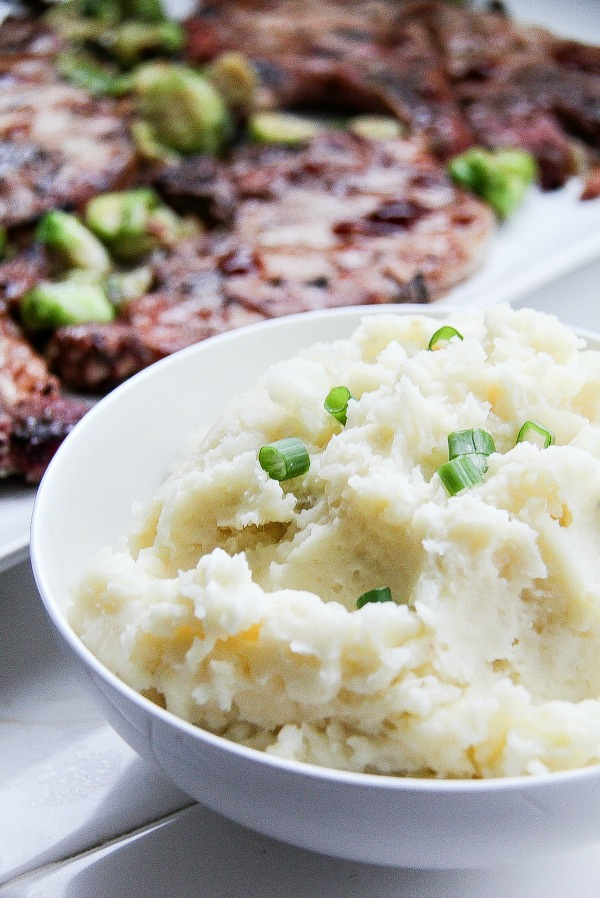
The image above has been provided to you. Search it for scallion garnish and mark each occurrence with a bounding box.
[356,587,393,609]
[428,325,463,350]
[516,420,555,449]
[324,385,354,425]
[461,452,489,474]
[258,437,310,481]
[448,428,495,459]
[437,455,483,495]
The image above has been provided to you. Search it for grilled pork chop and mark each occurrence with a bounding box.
[44,131,494,392]
[0,17,136,229]
[0,303,87,482]
[185,0,600,184]
[185,0,473,159]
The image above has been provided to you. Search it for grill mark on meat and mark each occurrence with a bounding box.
[45,131,494,392]
[153,155,237,226]
[0,242,49,311]
[0,34,136,228]
[0,15,63,64]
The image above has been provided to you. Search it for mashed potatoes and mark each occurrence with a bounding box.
[71,305,600,778]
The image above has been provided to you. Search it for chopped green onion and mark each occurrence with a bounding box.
[461,452,489,475]
[259,437,310,481]
[437,455,483,495]
[516,421,555,449]
[356,587,393,609]
[428,325,463,350]
[324,385,353,425]
[448,428,495,459]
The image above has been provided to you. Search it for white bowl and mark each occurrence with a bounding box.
[30,304,600,869]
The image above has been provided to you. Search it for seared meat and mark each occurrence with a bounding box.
[185,0,472,158]
[0,14,63,64]
[47,131,494,391]
[154,155,237,226]
[582,166,600,201]
[0,304,87,482]
[222,131,493,306]
[184,0,600,182]
[0,15,136,229]
[0,242,49,313]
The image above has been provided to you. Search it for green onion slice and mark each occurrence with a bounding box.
[258,437,310,481]
[356,587,393,609]
[324,385,353,425]
[516,421,555,449]
[437,455,483,495]
[448,428,495,459]
[428,325,463,350]
[461,452,489,475]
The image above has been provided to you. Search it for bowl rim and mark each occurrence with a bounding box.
[30,302,600,795]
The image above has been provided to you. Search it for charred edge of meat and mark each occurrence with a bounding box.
[45,322,161,393]
[1,394,88,483]
[152,156,236,226]
[333,199,429,237]
[392,271,429,304]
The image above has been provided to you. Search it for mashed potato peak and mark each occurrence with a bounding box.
[71,305,600,779]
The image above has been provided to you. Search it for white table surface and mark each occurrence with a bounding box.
[1,260,600,898]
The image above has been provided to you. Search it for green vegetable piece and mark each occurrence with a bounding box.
[60,0,168,27]
[85,188,181,260]
[21,281,115,331]
[36,211,111,274]
[121,0,168,23]
[135,64,233,155]
[324,386,354,426]
[248,111,321,146]
[130,119,181,165]
[207,52,258,113]
[43,3,106,42]
[86,0,123,25]
[258,437,310,481]
[104,21,184,67]
[493,148,538,182]
[64,268,104,285]
[437,455,484,496]
[428,325,464,350]
[348,115,404,140]
[0,225,7,260]
[447,146,537,219]
[516,420,555,449]
[56,51,121,97]
[356,587,393,609]
[103,265,154,306]
[448,428,495,459]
